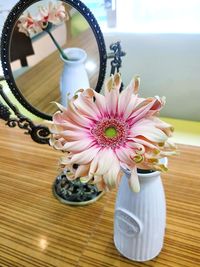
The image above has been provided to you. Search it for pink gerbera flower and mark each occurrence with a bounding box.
[50,74,175,192]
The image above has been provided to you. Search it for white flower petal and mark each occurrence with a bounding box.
[130,125,168,143]
[75,164,90,178]
[115,146,135,166]
[129,167,140,192]
[70,146,101,165]
[95,148,116,175]
[62,139,93,152]
[102,154,120,189]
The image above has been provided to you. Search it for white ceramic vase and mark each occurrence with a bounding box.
[60,47,90,106]
[114,166,166,262]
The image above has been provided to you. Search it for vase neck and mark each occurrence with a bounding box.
[123,169,161,184]
[61,48,87,65]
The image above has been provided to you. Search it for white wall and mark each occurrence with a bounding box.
[1,1,200,121]
[0,0,18,34]
[105,33,200,121]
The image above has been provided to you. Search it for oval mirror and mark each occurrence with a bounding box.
[1,0,107,120]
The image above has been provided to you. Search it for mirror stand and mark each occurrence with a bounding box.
[108,41,126,76]
[0,42,125,205]
[0,77,50,144]
[0,42,125,143]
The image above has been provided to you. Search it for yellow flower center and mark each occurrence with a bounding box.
[104,127,117,138]
[91,118,129,148]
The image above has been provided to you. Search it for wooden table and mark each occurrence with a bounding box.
[0,121,199,267]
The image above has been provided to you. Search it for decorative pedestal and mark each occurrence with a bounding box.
[53,172,104,206]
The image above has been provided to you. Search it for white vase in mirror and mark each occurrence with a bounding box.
[60,47,90,106]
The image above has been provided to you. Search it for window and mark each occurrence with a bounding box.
[83,0,200,33]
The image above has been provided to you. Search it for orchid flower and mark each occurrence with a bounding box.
[18,13,42,36]
[50,74,176,192]
[39,1,68,25]
[17,1,69,60]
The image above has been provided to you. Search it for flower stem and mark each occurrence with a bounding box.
[44,28,69,60]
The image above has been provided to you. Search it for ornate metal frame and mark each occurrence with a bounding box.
[0,39,126,144]
[108,41,126,76]
[1,0,107,120]
[0,77,50,144]
[0,0,126,205]
[0,41,125,144]
[108,41,126,90]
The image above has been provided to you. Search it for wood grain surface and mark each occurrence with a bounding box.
[0,122,199,267]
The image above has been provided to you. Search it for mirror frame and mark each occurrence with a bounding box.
[1,0,107,120]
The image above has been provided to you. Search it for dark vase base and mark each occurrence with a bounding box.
[137,169,155,174]
[53,172,104,206]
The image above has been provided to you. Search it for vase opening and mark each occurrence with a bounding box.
[137,168,155,174]
[61,47,87,64]
[59,47,90,106]
[123,158,167,178]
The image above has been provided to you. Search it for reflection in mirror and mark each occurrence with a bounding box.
[10,0,100,115]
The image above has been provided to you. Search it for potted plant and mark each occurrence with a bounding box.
[50,73,176,261]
